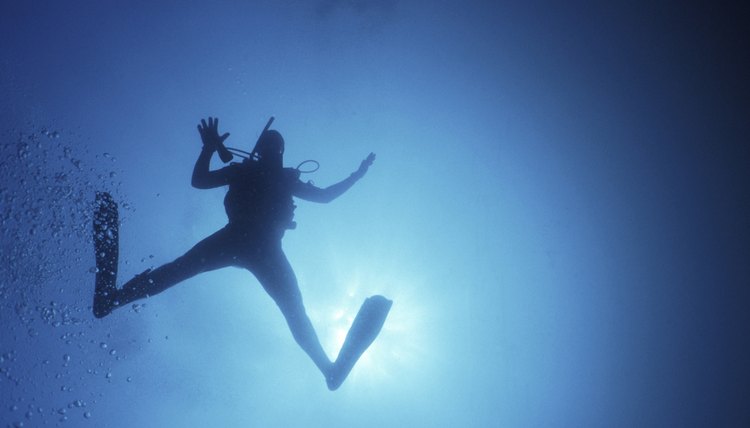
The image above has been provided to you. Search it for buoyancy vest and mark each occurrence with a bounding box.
[223,162,299,234]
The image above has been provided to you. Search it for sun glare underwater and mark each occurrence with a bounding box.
[2,1,749,427]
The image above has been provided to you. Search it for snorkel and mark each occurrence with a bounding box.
[217,116,319,173]
[217,116,276,163]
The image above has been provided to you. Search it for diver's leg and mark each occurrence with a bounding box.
[104,227,235,315]
[251,247,333,379]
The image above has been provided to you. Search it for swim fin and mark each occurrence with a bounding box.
[327,295,393,391]
[93,191,119,318]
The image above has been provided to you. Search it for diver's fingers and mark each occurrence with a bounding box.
[200,118,208,130]
[220,132,230,143]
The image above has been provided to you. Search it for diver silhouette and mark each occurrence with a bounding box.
[92,117,391,391]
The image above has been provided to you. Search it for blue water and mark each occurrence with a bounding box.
[1,2,748,427]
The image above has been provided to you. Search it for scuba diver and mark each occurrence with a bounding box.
[92,117,392,391]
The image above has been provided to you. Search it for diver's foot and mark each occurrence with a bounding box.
[94,268,153,318]
[93,286,118,318]
[326,364,346,391]
[326,295,393,391]
[93,192,119,318]
[321,362,336,391]
[118,269,153,303]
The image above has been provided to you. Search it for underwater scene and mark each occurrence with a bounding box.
[1,2,748,427]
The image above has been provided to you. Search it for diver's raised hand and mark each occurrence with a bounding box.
[353,152,376,179]
[197,117,230,151]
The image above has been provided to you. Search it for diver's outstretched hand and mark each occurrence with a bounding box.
[353,152,376,180]
[197,117,230,151]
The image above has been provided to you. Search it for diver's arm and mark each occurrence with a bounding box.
[294,153,375,203]
[191,117,232,189]
[191,147,228,189]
